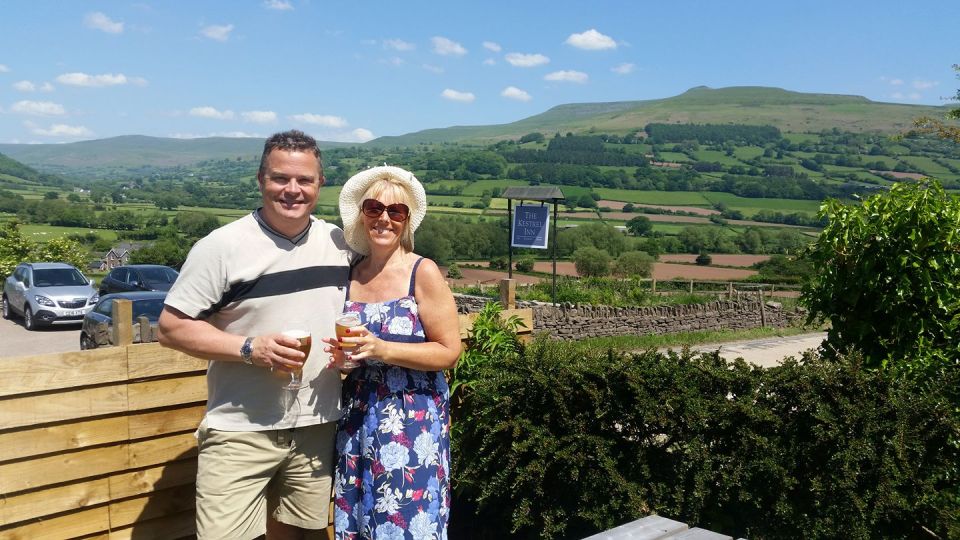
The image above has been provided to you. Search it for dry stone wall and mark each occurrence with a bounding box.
[454,294,803,340]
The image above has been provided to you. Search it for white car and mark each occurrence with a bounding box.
[2,262,99,330]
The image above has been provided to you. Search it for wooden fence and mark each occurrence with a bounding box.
[0,299,532,540]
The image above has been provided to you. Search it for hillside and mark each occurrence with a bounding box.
[0,135,351,176]
[370,86,956,146]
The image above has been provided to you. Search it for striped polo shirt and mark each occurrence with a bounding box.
[165,210,353,431]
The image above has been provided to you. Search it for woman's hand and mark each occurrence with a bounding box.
[336,326,391,365]
[321,336,355,372]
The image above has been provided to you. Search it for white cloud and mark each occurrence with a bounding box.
[201,24,234,42]
[505,53,549,67]
[909,92,922,100]
[56,72,138,87]
[913,80,937,90]
[566,29,617,50]
[241,110,277,123]
[11,100,66,115]
[422,64,444,74]
[890,78,904,86]
[501,86,531,101]
[25,121,92,138]
[170,131,262,139]
[545,70,589,83]
[264,0,293,10]
[612,63,635,75]
[289,113,348,128]
[432,36,467,56]
[441,89,475,103]
[384,39,415,52]
[84,12,124,34]
[350,128,374,142]
[40,82,55,92]
[483,58,496,66]
[0,64,9,73]
[483,41,501,52]
[13,80,36,92]
[189,106,235,120]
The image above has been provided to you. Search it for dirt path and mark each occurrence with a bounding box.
[661,332,827,368]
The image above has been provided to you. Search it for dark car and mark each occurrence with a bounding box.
[98,265,179,296]
[80,291,167,349]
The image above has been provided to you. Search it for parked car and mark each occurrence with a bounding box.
[98,264,179,296]
[2,262,99,330]
[80,291,168,349]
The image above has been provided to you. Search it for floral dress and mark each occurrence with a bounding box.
[334,257,451,540]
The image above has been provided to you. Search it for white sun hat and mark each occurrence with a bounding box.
[338,165,427,255]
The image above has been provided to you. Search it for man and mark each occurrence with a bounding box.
[159,130,351,540]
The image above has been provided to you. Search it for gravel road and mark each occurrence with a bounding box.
[0,314,81,358]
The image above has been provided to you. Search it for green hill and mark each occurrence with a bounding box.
[0,135,351,175]
[370,86,956,146]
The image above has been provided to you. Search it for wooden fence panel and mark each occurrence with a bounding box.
[0,304,533,539]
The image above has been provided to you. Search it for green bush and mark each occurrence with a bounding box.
[515,256,535,273]
[695,252,712,266]
[446,262,463,279]
[573,246,611,277]
[453,338,960,539]
[489,256,508,270]
[612,251,654,278]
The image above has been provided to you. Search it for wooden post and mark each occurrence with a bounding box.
[500,279,516,309]
[112,299,133,346]
[757,288,766,328]
[689,279,694,294]
[728,282,733,299]
[651,278,657,294]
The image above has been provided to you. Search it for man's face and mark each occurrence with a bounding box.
[257,149,323,234]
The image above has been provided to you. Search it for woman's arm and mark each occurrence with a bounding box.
[337,258,461,371]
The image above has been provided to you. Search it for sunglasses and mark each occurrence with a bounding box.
[361,199,410,222]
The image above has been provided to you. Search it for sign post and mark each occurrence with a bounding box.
[501,186,565,305]
[511,205,550,249]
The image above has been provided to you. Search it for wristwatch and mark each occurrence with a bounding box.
[240,337,254,364]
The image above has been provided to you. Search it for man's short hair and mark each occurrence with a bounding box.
[258,130,323,176]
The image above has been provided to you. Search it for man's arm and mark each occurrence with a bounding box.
[158,306,305,370]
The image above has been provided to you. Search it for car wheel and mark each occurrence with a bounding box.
[24,306,36,331]
[1,295,11,320]
[80,333,95,350]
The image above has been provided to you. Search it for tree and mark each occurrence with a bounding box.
[695,252,712,266]
[626,215,652,236]
[515,256,535,273]
[175,211,221,238]
[446,263,462,279]
[0,222,86,276]
[802,180,960,373]
[611,251,653,278]
[913,64,960,143]
[572,246,611,277]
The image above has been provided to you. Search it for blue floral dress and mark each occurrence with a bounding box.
[334,257,451,540]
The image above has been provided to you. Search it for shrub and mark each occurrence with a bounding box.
[489,257,507,270]
[453,339,960,539]
[802,180,960,373]
[446,262,463,279]
[515,256,535,273]
[612,250,654,278]
[573,246,611,277]
[695,252,712,266]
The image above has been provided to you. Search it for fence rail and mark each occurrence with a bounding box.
[0,298,533,540]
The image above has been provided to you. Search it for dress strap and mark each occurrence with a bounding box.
[408,257,425,296]
[346,256,365,300]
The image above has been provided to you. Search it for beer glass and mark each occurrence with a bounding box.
[335,312,364,369]
[281,326,312,390]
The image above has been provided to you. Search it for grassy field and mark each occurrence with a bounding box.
[692,150,745,166]
[657,151,691,163]
[427,194,484,206]
[701,192,822,215]
[781,133,820,144]
[594,189,714,205]
[19,223,119,242]
[900,155,955,178]
[732,146,765,161]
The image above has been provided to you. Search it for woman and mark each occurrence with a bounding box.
[326,166,461,539]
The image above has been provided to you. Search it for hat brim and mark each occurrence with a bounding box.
[338,166,427,255]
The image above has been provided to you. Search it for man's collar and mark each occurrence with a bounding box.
[253,208,313,244]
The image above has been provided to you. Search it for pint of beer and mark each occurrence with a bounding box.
[281,329,312,390]
[335,312,363,351]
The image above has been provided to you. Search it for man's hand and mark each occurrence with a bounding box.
[250,333,306,372]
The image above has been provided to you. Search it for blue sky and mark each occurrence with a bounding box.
[0,1,957,144]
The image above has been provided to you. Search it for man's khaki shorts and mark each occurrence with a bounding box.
[195,420,336,540]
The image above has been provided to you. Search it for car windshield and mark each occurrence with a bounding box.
[33,269,88,287]
[132,299,166,321]
[138,267,178,284]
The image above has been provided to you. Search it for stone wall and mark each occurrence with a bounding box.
[454,294,803,340]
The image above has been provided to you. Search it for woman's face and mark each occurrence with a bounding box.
[361,185,408,254]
